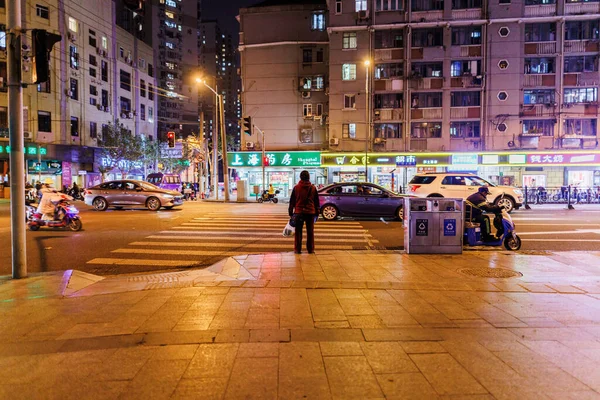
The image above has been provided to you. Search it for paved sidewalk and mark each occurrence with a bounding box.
[1,250,600,399]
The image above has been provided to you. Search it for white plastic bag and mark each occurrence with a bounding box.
[283,221,295,237]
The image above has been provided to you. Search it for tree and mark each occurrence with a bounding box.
[97,120,144,181]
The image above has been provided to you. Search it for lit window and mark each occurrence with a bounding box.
[343,123,357,138]
[68,17,77,32]
[303,104,313,117]
[165,11,174,19]
[102,36,108,49]
[344,94,356,109]
[342,64,357,80]
[166,0,176,6]
[355,0,367,11]
[311,12,326,31]
[343,32,357,49]
[166,42,174,49]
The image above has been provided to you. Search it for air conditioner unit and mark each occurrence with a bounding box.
[66,90,73,97]
[302,91,311,99]
[23,132,32,139]
[96,47,101,55]
[374,137,386,145]
[314,115,322,120]
[21,44,31,52]
[67,32,76,42]
[121,112,128,119]
[245,142,255,149]
[329,138,339,146]
[128,112,134,118]
[97,104,103,111]
[105,106,110,113]
[356,9,370,20]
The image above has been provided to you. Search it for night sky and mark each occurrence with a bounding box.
[202,0,260,41]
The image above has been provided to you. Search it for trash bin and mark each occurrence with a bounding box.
[404,197,463,254]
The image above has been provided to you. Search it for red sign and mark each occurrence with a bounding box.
[527,153,600,165]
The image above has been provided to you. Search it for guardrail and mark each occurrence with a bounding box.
[522,185,600,209]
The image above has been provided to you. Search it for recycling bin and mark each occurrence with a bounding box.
[404,197,463,254]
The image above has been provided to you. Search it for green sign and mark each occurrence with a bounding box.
[27,160,62,174]
[0,144,47,155]
[228,151,321,167]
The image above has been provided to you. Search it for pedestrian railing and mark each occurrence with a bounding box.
[521,185,600,209]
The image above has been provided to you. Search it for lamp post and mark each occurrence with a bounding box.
[253,125,267,194]
[364,59,371,182]
[197,78,229,201]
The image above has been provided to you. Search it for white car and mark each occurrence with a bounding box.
[408,173,523,213]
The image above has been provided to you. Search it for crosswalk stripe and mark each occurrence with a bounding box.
[112,248,283,256]
[163,229,372,237]
[86,258,207,266]
[178,224,368,232]
[127,242,357,250]
[145,235,379,243]
[193,217,362,225]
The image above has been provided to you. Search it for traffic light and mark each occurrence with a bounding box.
[263,156,269,166]
[167,131,175,148]
[31,29,62,84]
[242,116,252,136]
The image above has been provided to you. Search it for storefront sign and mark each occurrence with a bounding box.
[508,154,527,164]
[448,154,478,171]
[417,155,451,166]
[228,151,321,167]
[481,154,499,165]
[0,144,47,155]
[27,160,62,175]
[528,152,600,165]
[161,143,183,159]
[62,162,72,187]
[395,155,417,166]
[99,157,143,170]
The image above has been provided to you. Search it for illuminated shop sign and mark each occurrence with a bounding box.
[27,160,62,175]
[448,154,478,171]
[0,145,47,155]
[228,151,321,167]
[481,154,499,165]
[395,155,417,166]
[528,153,600,165]
[508,154,527,164]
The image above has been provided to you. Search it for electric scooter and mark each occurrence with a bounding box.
[28,198,83,231]
[258,190,280,204]
[464,195,521,251]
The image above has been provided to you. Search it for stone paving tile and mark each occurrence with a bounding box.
[224,357,278,399]
[172,377,230,400]
[183,343,239,379]
[120,359,189,400]
[320,341,364,357]
[375,372,440,399]
[360,341,419,374]
[323,355,384,399]
[279,342,331,399]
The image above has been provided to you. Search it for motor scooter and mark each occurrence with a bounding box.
[258,190,280,204]
[28,198,82,231]
[464,195,521,251]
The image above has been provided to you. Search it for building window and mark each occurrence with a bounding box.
[564,87,598,104]
[70,117,79,136]
[38,111,51,132]
[140,79,146,97]
[356,0,368,11]
[101,60,108,81]
[148,107,154,122]
[452,0,481,9]
[412,28,443,47]
[89,98,97,106]
[315,76,324,89]
[451,91,481,107]
[525,0,555,5]
[89,54,97,67]
[148,64,153,77]
[69,78,78,100]
[101,36,108,49]
[36,4,49,19]
[148,84,154,100]
[411,122,442,138]
[524,57,555,74]
[525,23,556,42]
[316,103,323,116]
[311,12,325,31]
[374,29,403,48]
[68,17,77,32]
[316,49,324,63]
[342,64,357,80]
[522,120,554,136]
[451,26,482,45]
[564,55,599,73]
[89,84,97,96]
[375,63,403,79]
[374,123,402,138]
[524,89,555,105]
[450,121,480,138]
[564,119,597,136]
[343,123,357,138]
[411,92,442,108]
[303,104,313,117]
[411,62,443,78]
[497,91,508,101]
[120,97,131,114]
[88,31,96,47]
[412,0,444,12]
[37,79,50,93]
[69,45,78,69]
[90,121,97,139]
[343,32,357,49]
[140,104,146,121]
[450,60,481,77]
[101,90,108,107]
[301,77,312,90]
[0,32,5,50]
[120,69,131,91]
[565,20,600,41]
[335,0,343,13]
[119,47,124,58]
[89,67,96,78]
[344,94,356,109]
[303,49,312,63]
[374,93,403,108]
[376,0,403,11]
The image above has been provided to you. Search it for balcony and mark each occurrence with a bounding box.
[563,72,599,86]
[520,104,556,117]
[460,45,481,57]
[523,74,555,87]
[560,136,598,149]
[524,4,556,16]
[524,42,556,55]
[411,108,442,119]
[374,48,403,61]
[451,8,482,19]
[450,76,482,88]
[450,107,480,119]
[374,108,403,121]
[564,40,599,53]
[411,10,443,22]
[565,2,600,14]
[409,77,443,90]
[374,78,403,91]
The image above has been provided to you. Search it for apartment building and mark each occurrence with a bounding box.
[0,0,157,188]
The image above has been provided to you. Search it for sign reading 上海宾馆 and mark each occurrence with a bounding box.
[228,151,321,167]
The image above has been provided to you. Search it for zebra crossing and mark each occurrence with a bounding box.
[86,210,378,268]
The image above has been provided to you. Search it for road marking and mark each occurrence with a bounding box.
[128,242,356,250]
[163,229,373,237]
[524,239,600,242]
[518,229,600,235]
[87,258,206,266]
[178,224,368,232]
[512,217,587,221]
[146,235,378,243]
[517,223,600,226]
[112,248,284,256]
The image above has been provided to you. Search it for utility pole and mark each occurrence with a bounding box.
[254,125,267,194]
[7,0,27,278]
[212,88,219,200]
[219,94,229,201]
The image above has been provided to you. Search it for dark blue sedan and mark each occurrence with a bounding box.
[318,183,409,221]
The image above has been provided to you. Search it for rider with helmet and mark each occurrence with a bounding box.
[466,186,501,242]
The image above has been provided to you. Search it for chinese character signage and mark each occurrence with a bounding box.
[395,155,417,166]
[528,153,599,165]
[228,151,321,167]
[0,144,47,155]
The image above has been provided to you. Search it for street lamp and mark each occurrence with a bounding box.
[364,59,371,183]
[196,78,229,201]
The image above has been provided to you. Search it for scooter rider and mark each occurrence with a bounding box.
[466,186,500,242]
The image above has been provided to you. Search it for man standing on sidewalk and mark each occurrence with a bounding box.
[288,170,320,254]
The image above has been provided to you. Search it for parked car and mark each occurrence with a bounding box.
[408,173,523,213]
[84,180,184,211]
[318,182,409,221]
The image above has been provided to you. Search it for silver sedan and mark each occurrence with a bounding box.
[84,180,184,211]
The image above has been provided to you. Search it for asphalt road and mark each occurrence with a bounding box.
[1,200,599,276]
